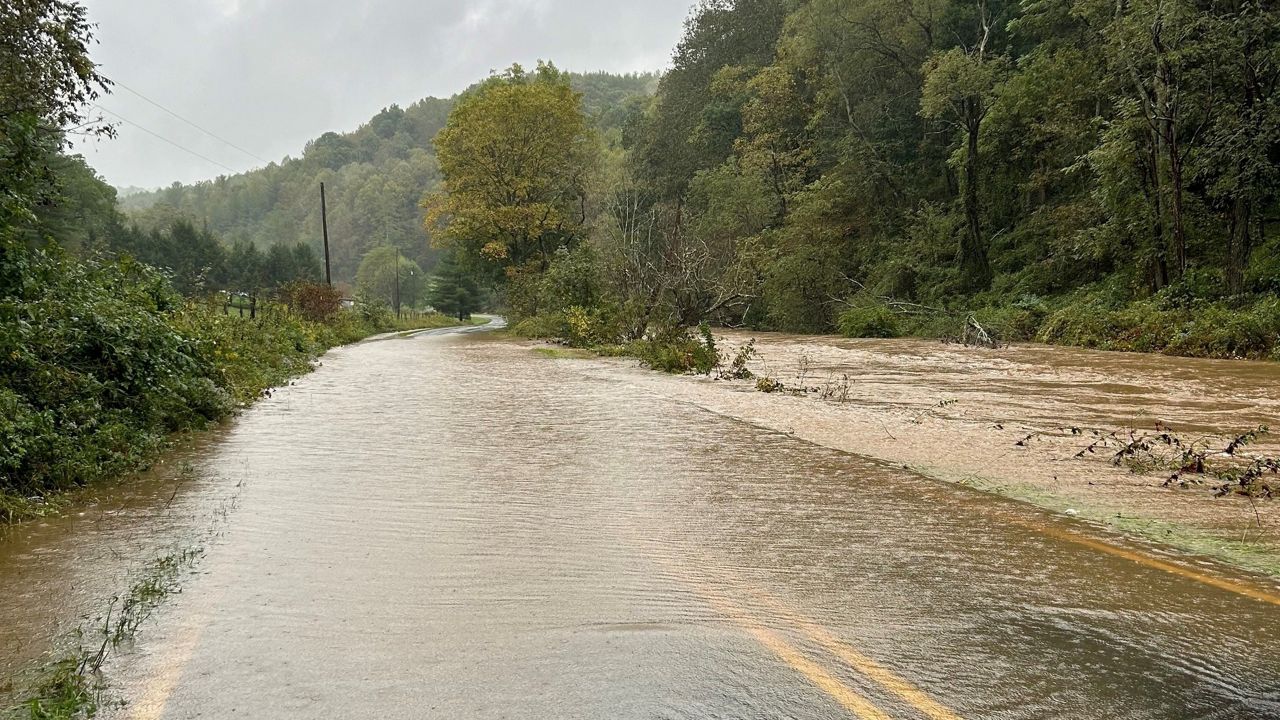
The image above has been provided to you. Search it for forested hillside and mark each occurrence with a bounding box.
[122,72,657,282]
[428,0,1280,360]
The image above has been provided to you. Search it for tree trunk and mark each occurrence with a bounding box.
[1145,125,1169,292]
[959,103,992,292]
[1152,20,1186,281]
[1166,122,1187,279]
[1227,196,1252,295]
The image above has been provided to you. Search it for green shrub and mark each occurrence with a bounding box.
[1165,299,1280,358]
[1036,300,1124,349]
[837,304,901,338]
[1033,293,1280,359]
[510,312,571,340]
[622,324,719,374]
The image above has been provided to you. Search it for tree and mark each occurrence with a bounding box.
[1,0,112,291]
[166,220,226,294]
[356,245,425,308]
[427,253,482,320]
[920,0,1014,292]
[634,0,790,199]
[226,239,265,291]
[1,0,112,222]
[425,63,595,275]
[1195,1,1280,294]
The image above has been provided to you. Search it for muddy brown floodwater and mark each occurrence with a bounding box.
[3,324,1280,719]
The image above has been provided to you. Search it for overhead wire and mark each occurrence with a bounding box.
[91,103,238,174]
[112,81,270,164]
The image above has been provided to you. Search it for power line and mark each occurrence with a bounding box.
[92,103,238,174]
[112,81,270,163]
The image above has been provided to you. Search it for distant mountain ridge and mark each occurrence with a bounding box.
[121,71,657,281]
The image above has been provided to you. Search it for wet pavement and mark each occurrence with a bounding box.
[4,325,1280,719]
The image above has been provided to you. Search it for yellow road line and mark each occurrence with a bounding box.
[691,584,893,720]
[742,586,962,720]
[741,621,895,720]
[1019,520,1280,608]
[126,609,207,720]
[658,551,963,719]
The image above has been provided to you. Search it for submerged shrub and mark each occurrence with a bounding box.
[624,324,720,375]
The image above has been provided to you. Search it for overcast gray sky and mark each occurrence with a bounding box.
[74,0,693,190]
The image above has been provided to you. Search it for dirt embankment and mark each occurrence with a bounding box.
[535,331,1280,577]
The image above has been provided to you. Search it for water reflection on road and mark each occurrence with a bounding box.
[3,327,1280,719]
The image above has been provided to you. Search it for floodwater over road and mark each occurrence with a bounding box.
[4,325,1280,719]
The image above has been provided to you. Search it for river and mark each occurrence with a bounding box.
[3,325,1279,719]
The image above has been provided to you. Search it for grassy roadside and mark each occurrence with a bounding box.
[927,469,1280,580]
[0,255,465,525]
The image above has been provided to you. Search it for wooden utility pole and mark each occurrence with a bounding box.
[320,182,332,286]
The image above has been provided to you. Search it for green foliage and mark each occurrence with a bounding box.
[763,243,847,333]
[0,0,112,230]
[426,63,595,272]
[1036,295,1280,359]
[104,219,320,294]
[355,246,425,308]
[116,72,652,284]
[20,656,98,720]
[837,304,902,339]
[621,326,720,375]
[0,250,226,501]
[426,252,483,320]
[554,0,1280,360]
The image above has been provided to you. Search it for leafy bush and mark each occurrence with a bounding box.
[510,312,571,340]
[970,296,1050,342]
[837,304,901,338]
[286,281,343,322]
[1035,294,1280,359]
[0,251,229,502]
[621,324,720,374]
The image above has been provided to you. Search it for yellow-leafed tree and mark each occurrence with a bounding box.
[425,62,595,279]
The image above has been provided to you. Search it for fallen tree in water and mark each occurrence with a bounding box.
[959,316,1000,349]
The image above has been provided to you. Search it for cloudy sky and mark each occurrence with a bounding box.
[74,0,693,190]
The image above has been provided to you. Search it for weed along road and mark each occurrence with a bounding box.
[13,325,1279,719]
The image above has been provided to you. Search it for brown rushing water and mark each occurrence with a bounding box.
[4,325,1280,719]
[599,332,1280,555]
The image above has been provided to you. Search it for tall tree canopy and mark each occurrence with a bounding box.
[425,63,595,273]
[1,0,111,258]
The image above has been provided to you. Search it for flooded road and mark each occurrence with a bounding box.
[5,326,1280,719]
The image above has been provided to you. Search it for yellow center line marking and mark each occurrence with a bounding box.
[1007,518,1280,608]
[740,585,963,720]
[688,581,894,720]
[126,611,206,720]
